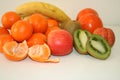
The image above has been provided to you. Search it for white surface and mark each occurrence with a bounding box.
[0,0,120,80]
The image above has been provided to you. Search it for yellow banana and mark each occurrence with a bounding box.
[16,2,71,22]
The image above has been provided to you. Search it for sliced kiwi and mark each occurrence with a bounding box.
[87,34,111,60]
[74,29,91,54]
[91,40,105,53]
[79,30,88,49]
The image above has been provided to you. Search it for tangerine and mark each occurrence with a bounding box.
[47,18,59,27]
[27,33,47,47]
[27,13,48,33]
[1,11,21,29]
[11,20,33,42]
[0,34,14,53]
[28,44,59,63]
[3,40,28,61]
[0,27,9,35]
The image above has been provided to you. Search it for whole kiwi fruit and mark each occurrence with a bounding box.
[60,20,81,36]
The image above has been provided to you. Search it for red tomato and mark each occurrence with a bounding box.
[93,27,115,47]
[78,14,103,33]
[76,8,98,20]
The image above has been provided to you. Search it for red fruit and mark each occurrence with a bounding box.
[93,27,115,47]
[47,30,73,56]
[76,8,98,20]
[78,14,103,33]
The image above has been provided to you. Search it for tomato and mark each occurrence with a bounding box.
[93,27,115,47]
[76,8,98,20]
[78,14,103,33]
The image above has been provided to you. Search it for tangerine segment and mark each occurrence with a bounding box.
[3,40,28,61]
[28,44,59,63]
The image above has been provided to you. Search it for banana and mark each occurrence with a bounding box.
[16,2,71,22]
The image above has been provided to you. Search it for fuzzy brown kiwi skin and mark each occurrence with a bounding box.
[60,20,81,36]
[87,34,111,60]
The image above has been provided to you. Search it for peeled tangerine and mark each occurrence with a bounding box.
[3,40,28,61]
[3,40,59,63]
[28,44,59,63]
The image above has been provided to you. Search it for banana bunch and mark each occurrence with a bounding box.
[16,2,71,23]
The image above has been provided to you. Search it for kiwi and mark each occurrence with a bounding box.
[73,29,91,54]
[87,34,111,60]
[60,20,81,36]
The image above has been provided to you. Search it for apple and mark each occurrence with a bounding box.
[47,29,73,56]
[93,27,115,47]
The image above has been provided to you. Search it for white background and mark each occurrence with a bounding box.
[0,0,120,80]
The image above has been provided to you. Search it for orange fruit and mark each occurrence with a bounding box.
[3,40,28,61]
[0,27,9,35]
[11,20,33,42]
[0,34,14,53]
[45,26,61,37]
[28,44,59,63]
[1,11,21,29]
[27,13,48,33]
[27,33,47,47]
[47,18,59,27]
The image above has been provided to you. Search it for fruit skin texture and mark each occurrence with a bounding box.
[60,20,81,36]
[0,27,9,35]
[11,20,33,42]
[16,2,71,23]
[27,13,48,33]
[93,27,115,47]
[76,8,98,20]
[1,11,21,29]
[77,14,103,33]
[27,33,47,47]
[47,30,73,56]
[0,34,14,53]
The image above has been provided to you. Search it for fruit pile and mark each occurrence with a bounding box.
[0,2,115,63]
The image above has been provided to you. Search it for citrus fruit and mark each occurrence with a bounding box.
[3,40,28,61]
[0,34,14,53]
[11,20,33,42]
[27,33,47,47]
[27,13,48,33]
[47,18,59,27]
[1,11,21,29]
[28,44,59,63]
[0,27,9,35]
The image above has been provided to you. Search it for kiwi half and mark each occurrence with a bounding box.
[87,34,111,60]
[73,29,91,54]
